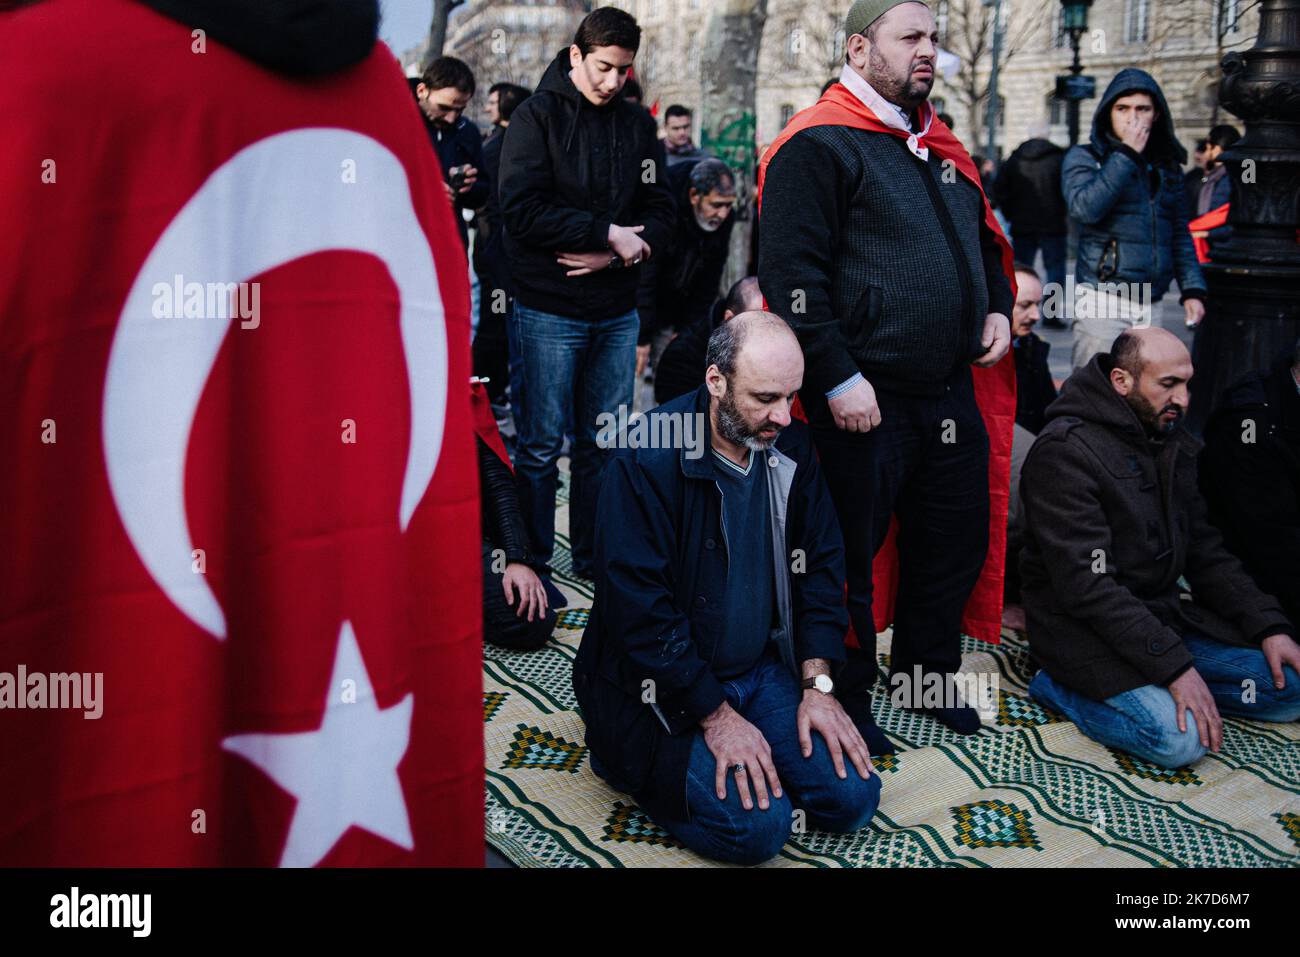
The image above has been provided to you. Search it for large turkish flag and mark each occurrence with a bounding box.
[0,0,483,865]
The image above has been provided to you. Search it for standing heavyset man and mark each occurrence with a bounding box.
[759,0,1015,742]
[498,6,676,580]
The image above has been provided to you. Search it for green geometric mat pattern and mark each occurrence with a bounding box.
[485,466,1300,867]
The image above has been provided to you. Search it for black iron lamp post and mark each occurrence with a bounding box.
[1191,0,1300,425]
[1057,0,1094,146]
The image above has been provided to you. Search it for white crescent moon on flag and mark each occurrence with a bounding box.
[103,128,448,640]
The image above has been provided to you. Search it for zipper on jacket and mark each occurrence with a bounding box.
[912,155,976,366]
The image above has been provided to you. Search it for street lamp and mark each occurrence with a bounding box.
[1057,0,1094,146]
[1190,0,1300,428]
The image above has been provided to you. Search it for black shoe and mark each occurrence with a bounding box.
[842,698,897,756]
[915,704,982,735]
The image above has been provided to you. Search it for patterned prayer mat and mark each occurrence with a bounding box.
[484,470,1300,867]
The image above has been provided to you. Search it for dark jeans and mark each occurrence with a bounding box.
[511,304,638,576]
[481,543,556,651]
[631,649,882,866]
[1029,633,1300,768]
[1011,231,1067,293]
[810,369,990,702]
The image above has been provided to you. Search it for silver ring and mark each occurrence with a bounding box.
[732,762,746,775]
[632,256,641,264]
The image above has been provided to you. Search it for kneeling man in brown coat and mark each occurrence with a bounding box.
[1019,327,1300,767]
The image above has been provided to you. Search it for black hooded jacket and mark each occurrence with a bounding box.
[498,50,677,321]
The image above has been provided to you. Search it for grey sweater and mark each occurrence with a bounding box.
[759,126,1013,402]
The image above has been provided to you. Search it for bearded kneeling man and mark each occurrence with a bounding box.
[1020,328,1300,768]
[574,312,881,865]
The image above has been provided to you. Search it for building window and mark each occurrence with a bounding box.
[1048,93,1064,126]
[780,103,795,128]
[1124,0,1150,44]
[1217,0,1241,34]
[935,0,949,45]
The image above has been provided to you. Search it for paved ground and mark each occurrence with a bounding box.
[1037,291,1192,385]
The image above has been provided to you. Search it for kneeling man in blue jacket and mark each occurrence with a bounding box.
[574,311,881,865]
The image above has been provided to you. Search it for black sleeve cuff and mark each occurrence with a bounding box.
[1252,624,1296,644]
[1161,661,1195,687]
[1179,289,1207,304]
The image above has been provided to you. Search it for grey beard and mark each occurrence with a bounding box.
[717,388,776,451]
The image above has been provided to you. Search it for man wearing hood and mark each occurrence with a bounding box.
[1062,69,1206,370]
[1019,328,1300,769]
[995,132,1068,329]
[498,6,677,581]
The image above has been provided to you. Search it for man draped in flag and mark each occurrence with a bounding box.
[758,0,1016,749]
[1,0,482,865]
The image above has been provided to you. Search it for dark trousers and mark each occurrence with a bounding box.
[1011,231,1066,292]
[471,276,511,405]
[809,369,990,703]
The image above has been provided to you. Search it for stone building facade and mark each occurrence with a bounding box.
[611,0,1259,160]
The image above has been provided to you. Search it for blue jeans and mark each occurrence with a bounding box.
[1029,633,1300,768]
[635,651,883,866]
[1012,231,1067,293]
[511,304,638,574]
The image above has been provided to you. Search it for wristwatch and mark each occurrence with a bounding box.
[801,674,834,694]
[606,252,624,270]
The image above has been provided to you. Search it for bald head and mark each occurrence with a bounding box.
[1109,327,1193,436]
[705,311,804,452]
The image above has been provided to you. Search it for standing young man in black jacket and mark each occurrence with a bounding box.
[759,0,1013,739]
[498,7,676,580]
[416,56,488,251]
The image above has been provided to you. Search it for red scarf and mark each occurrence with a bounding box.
[757,82,1017,645]
[471,379,512,471]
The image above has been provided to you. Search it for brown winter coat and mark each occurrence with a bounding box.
[1019,354,1293,700]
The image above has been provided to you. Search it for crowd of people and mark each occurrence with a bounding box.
[429,2,1298,866]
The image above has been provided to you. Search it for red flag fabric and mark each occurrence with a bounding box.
[757,82,1017,645]
[1188,204,1230,264]
[471,379,512,472]
[0,0,482,865]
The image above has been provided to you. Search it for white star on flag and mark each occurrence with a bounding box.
[222,620,415,867]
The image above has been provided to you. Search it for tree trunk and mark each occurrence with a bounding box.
[699,0,769,285]
[423,0,463,70]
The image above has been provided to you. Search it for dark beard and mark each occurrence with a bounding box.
[866,46,933,110]
[716,385,779,451]
[1126,390,1183,437]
